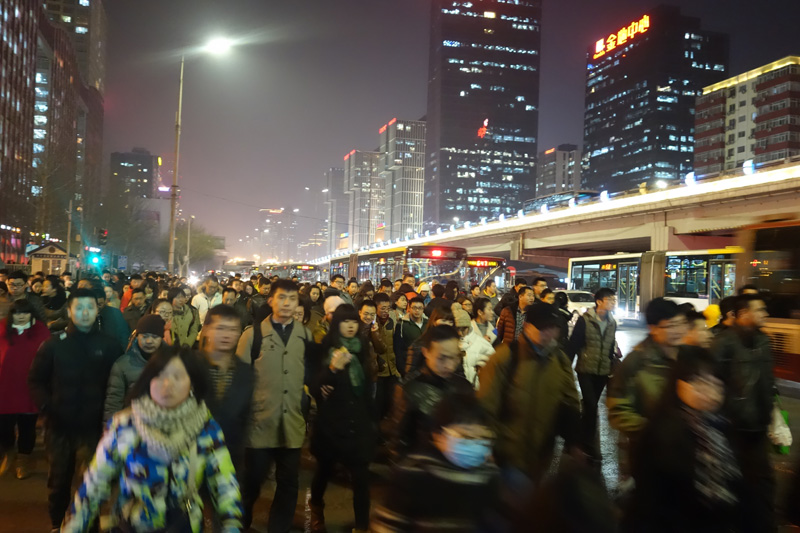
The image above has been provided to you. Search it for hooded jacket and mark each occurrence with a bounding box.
[460,328,495,389]
[104,341,150,420]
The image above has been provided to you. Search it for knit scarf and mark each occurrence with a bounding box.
[327,336,366,397]
[131,396,208,462]
[680,405,741,507]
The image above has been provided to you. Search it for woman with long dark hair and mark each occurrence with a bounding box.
[444,280,460,301]
[0,299,51,479]
[309,304,376,533]
[60,344,243,533]
[353,281,375,310]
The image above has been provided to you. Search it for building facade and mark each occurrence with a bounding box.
[0,0,38,263]
[110,148,160,201]
[694,56,800,176]
[379,118,426,241]
[535,144,582,198]
[43,0,107,94]
[425,0,541,227]
[582,6,729,194]
[344,150,381,250]
[324,167,347,254]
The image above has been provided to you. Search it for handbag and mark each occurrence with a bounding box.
[768,394,792,454]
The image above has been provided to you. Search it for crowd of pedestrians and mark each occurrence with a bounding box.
[0,266,795,532]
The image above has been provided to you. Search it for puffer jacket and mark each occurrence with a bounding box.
[28,322,122,435]
[60,408,242,533]
[568,309,617,376]
[460,328,495,389]
[104,342,149,420]
[711,326,775,432]
[495,304,523,345]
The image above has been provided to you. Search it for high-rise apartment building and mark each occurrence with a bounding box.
[582,6,728,193]
[110,148,160,202]
[344,150,381,250]
[379,118,426,241]
[0,0,38,263]
[425,0,541,227]
[43,0,107,94]
[535,144,582,198]
[694,56,800,176]
[324,167,347,254]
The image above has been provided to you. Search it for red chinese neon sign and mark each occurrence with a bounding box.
[477,118,489,139]
[593,14,650,60]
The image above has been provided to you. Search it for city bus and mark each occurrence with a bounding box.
[464,256,508,290]
[272,263,320,284]
[568,247,741,321]
[325,245,468,285]
[738,220,800,382]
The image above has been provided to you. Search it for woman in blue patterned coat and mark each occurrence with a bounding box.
[60,344,243,533]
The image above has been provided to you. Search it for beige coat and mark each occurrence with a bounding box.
[235,318,310,449]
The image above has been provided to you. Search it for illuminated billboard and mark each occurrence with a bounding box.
[593,14,650,60]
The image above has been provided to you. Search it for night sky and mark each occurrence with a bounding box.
[105,0,800,259]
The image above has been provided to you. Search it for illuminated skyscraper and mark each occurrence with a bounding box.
[379,117,426,241]
[110,148,160,201]
[535,144,582,198]
[425,0,541,227]
[344,150,381,250]
[324,167,347,254]
[582,5,728,193]
[43,0,107,94]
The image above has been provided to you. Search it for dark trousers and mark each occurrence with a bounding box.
[577,373,609,460]
[730,430,775,533]
[0,413,38,454]
[375,375,398,421]
[46,430,100,528]
[310,457,371,530]
[242,447,301,533]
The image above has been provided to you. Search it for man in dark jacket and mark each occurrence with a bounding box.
[494,278,527,317]
[393,297,427,378]
[28,288,122,532]
[122,287,147,332]
[424,284,451,318]
[711,294,776,533]
[389,325,473,461]
[495,286,535,345]
[6,270,46,321]
[711,295,736,336]
[200,305,253,473]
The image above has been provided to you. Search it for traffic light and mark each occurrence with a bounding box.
[98,228,108,246]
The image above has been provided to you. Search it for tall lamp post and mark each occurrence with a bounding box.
[167,37,234,274]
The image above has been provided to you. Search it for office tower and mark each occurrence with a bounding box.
[379,117,426,241]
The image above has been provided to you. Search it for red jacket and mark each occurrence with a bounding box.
[120,288,132,310]
[0,319,51,414]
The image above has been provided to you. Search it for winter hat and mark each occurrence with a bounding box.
[136,314,166,337]
[454,309,472,328]
[324,295,345,315]
[417,283,431,293]
[524,302,561,330]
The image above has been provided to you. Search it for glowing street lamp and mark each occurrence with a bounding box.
[168,36,237,274]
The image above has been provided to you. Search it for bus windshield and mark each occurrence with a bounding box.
[408,258,463,284]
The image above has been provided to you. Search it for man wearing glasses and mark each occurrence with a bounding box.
[606,298,687,468]
[6,271,46,322]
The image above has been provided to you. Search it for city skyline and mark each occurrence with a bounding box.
[36,0,800,260]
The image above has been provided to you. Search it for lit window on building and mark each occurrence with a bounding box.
[75,26,88,34]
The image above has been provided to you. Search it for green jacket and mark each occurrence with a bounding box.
[569,309,617,375]
[376,317,400,378]
[172,304,200,348]
[478,337,580,481]
[606,336,675,436]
